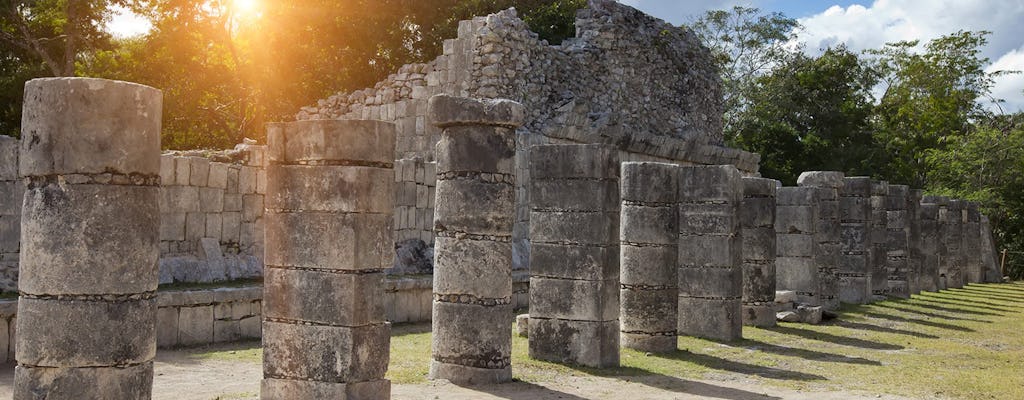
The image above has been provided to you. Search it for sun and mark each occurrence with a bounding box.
[232,0,259,16]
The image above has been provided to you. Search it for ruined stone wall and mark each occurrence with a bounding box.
[0,136,20,292]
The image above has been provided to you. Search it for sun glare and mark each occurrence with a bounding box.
[233,0,259,16]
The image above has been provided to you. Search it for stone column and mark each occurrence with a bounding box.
[529,144,619,367]
[797,171,844,311]
[775,187,820,306]
[963,202,983,284]
[869,181,891,299]
[678,165,743,341]
[944,199,966,289]
[262,120,395,399]
[428,95,522,384]
[884,184,911,298]
[15,78,161,399]
[619,162,678,352]
[838,177,871,304]
[0,135,21,295]
[917,197,943,292]
[979,215,1002,283]
[906,189,924,294]
[741,177,776,327]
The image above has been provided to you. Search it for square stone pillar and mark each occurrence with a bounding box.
[262,120,395,399]
[869,180,890,299]
[620,162,678,352]
[797,171,844,311]
[775,187,820,306]
[741,177,777,327]
[917,197,943,292]
[427,95,523,384]
[678,165,743,341]
[963,202,983,284]
[528,144,620,367]
[885,185,911,298]
[15,78,162,399]
[838,177,871,304]
[944,199,966,289]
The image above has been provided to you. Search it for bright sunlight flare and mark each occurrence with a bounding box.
[233,0,259,16]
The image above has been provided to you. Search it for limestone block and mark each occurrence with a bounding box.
[679,165,743,203]
[267,120,395,165]
[226,166,240,193]
[427,95,525,129]
[840,224,868,249]
[433,237,513,298]
[0,136,18,180]
[19,78,161,177]
[199,187,224,212]
[13,362,154,400]
[620,162,679,204]
[741,196,775,228]
[433,126,516,175]
[621,332,676,353]
[530,179,618,212]
[678,266,742,298]
[205,214,223,240]
[434,179,514,235]
[620,244,676,285]
[264,268,385,326]
[239,166,257,194]
[159,212,186,242]
[178,305,214,346]
[839,253,869,275]
[185,212,206,242]
[742,305,776,327]
[529,144,618,180]
[172,157,189,186]
[527,318,619,367]
[208,162,229,189]
[0,214,19,253]
[775,257,818,304]
[222,212,241,242]
[16,298,156,366]
[162,185,200,213]
[619,288,677,334]
[223,193,242,212]
[838,276,870,304]
[156,307,179,348]
[530,211,618,245]
[742,227,775,260]
[240,315,261,338]
[263,321,389,382]
[214,319,241,343]
[621,205,677,245]
[189,157,210,186]
[430,302,511,370]
[266,166,393,214]
[677,297,742,341]
[530,242,618,281]
[0,317,8,363]
[529,278,618,321]
[839,197,870,221]
[742,262,776,302]
[679,203,739,235]
[797,171,844,189]
[20,184,158,295]
[261,378,390,400]
[678,235,740,267]
[243,194,264,221]
[775,206,815,234]
[160,155,175,186]
[264,212,392,271]
[777,187,818,206]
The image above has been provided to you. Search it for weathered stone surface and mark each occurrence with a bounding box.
[0,136,18,180]
[677,297,742,341]
[529,144,619,180]
[621,205,678,245]
[15,298,156,367]
[19,78,162,177]
[515,314,529,337]
[742,304,776,327]
[530,179,618,212]
[430,302,511,372]
[263,268,385,326]
[261,378,390,400]
[678,266,742,298]
[19,184,159,295]
[742,262,775,303]
[266,119,396,165]
[797,171,844,189]
[620,288,677,333]
[434,178,515,235]
[428,95,526,128]
[264,212,392,271]
[13,362,154,400]
[265,166,393,213]
[263,321,390,383]
[530,242,617,281]
[433,237,513,299]
[620,244,676,285]
[776,257,818,305]
[678,235,741,268]
[528,318,619,368]
[530,211,618,245]
[529,278,618,321]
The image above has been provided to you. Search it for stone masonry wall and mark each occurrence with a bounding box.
[0,136,20,292]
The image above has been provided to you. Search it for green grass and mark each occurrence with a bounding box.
[191,281,1024,399]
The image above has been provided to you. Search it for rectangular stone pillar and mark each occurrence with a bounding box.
[885,184,911,298]
[963,202,983,284]
[944,199,966,289]
[620,162,678,352]
[775,187,820,306]
[906,189,925,294]
[838,177,871,304]
[262,119,395,399]
[741,177,776,327]
[797,172,844,311]
[0,135,20,295]
[428,95,522,384]
[15,78,162,399]
[869,180,891,299]
[917,198,943,292]
[678,165,743,341]
[528,144,619,367]
[979,215,1002,282]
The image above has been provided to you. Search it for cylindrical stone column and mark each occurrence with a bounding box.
[797,171,844,311]
[775,187,820,306]
[619,162,678,352]
[678,165,743,341]
[261,120,395,399]
[15,78,161,399]
[944,199,966,289]
[528,144,620,367]
[838,177,872,304]
[917,197,943,292]
[885,185,911,298]
[427,95,523,384]
[741,177,776,327]
[963,202,983,284]
[869,180,890,299]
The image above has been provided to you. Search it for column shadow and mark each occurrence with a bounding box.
[713,337,881,365]
[470,381,591,400]
[911,295,1018,313]
[892,299,1003,316]
[764,325,904,350]
[651,349,827,381]
[827,319,939,339]
[860,311,975,332]
[934,290,1024,305]
[870,302,993,322]
[952,287,1024,302]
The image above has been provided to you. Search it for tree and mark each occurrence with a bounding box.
[732,46,882,184]
[685,6,801,141]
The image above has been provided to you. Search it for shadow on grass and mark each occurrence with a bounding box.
[936,290,1024,305]
[716,337,881,365]
[952,287,1024,302]
[888,298,1005,316]
[827,319,940,339]
[911,295,1019,313]
[471,380,591,400]
[869,302,993,323]
[476,373,786,400]
[765,325,904,350]
[860,311,975,332]
[651,349,826,381]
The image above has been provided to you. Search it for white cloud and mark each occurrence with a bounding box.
[987,46,1024,113]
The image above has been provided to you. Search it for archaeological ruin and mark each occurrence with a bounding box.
[0,0,1009,398]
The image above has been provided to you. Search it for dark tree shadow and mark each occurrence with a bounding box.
[765,325,904,350]
[869,302,993,322]
[652,349,827,381]
[827,319,939,339]
[860,311,976,332]
[710,337,881,365]
[911,295,1018,313]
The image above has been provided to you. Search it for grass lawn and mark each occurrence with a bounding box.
[195,281,1024,399]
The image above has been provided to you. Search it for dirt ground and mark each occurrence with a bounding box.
[0,352,914,400]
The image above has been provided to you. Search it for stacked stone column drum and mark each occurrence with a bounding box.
[261,120,395,399]
[906,189,927,294]
[677,165,744,341]
[528,144,620,367]
[428,95,523,384]
[885,185,911,298]
[740,177,777,327]
[944,199,966,289]
[15,78,162,398]
[868,181,890,299]
[619,162,679,352]
[797,172,844,311]
[917,198,944,291]
[775,187,820,306]
[963,202,983,284]
[838,177,872,304]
